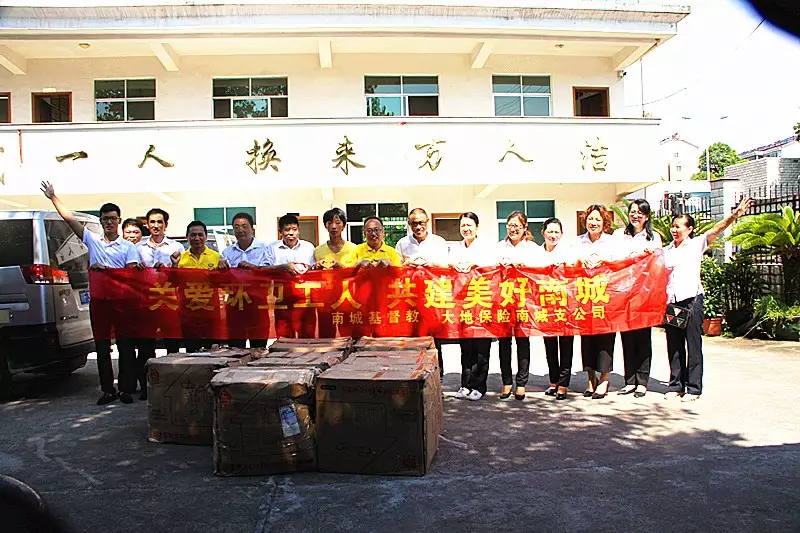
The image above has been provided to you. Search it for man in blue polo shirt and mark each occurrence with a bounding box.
[41,181,139,406]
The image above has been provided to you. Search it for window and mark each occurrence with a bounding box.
[212,78,288,119]
[431,213,463,242]
[0,93,9,123]
[496,200,555,245]
[0,219,34,266]
[674,152,680,158]
[345,202,408,247]
[45,220,90,288]
[32,93,71,123]
[676,165,682,172]
[95,79,155,121]
[492,75,551,117]
[365,76,438,117]
[573,87,609,117]
[193,206,257,234]
[276,215,319,246]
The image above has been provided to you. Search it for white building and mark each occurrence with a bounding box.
[739,136,800,161]
[0,1,689,246]
[660,133,701,182]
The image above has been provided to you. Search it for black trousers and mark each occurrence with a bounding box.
[581,333,615,374]
[544,336,574,388]
[620,327,652,387]
[665,295,704,395]
[165,339,181,355]
[462,338,491,394]
[134,338,157,392]
[434,338,444,379]
[95,337,136,394]
[499,336,531,387]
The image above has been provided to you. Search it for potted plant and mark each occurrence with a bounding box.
[753,296,800,341]
[700,257,724,336]
[719,255,767,336]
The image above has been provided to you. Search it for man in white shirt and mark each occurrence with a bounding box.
[40,181,139,406]
[265,214,317,337]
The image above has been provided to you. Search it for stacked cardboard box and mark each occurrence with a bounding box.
[247,351,347,374]
[268,337,353,354]
[146,348,252,445]
[210,367,317,476]
[353,336,435,351]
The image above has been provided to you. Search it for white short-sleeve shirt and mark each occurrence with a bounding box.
[82,230,139,268]
[137,236,185,267]
[222,239,269,267]
[496,239,540,266]
[664,234,708,303]
[575,232,618,263]
[612,227,663,256]
[395,233,449,264]
[264,239,316,266]
[537,238,576,266]
[448,237,496,267]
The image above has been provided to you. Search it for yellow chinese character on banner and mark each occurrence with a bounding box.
[183,283,215,311]
[463,277,493,309]
[536,278,568,307]
[442,310,455,324]
[331,280,362,310]
[369,311,382,325]
[500,278,529,307]
[388,277,418,308]
[516,309,530,323]
[572,307,587,321]
[388,310,400,324]
[554,308,567,322]
[576,274,610,305]
[221,283,252,311]
[459,310,474,324]
[294,281,323,308]
[332,312,344,325]
[406,310,420,323]
[258,282,288,310]
[149,282,178,311]
[478,309,493,324]
[592,305,606,319]
[350,311,363,324]
[424,278,455,309]
[534,309,549,323]
[496,309,511,323]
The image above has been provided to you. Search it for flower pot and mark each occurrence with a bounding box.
[703,317,722,337]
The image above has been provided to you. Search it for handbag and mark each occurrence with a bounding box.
[663,302,693,329]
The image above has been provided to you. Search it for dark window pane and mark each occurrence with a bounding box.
[494,95,521,116]
[45,220,89,288]
[402,76,438,94]
[232,99,268,118]
[349,225,364,245]
[522,76,550,94]
[433,217,461,241]
[497,200,525,219]
[95,80,124,99]
[408,96,438,116]
[127,100,154,121]
[225,206,256,225]
[528,222,545,245]
[523,96,550,117]
[298,219,318,246]
[213,99,231,119]
[0,97,9,123]
[346,203,376,223]
[271,97,288,118]
[367,96,403,117]
[492,76,521,94]
[194,208,225,227]
[526,200,555,219]
[213,78,249,97]
[252,78,287,96]
[364,76,401,94]
[378,203,408,218]
[574,88,609,117]
[384,223,408,248]
[498,222,507,241]
[0,219,33,266]
[96,101,124,121]
[126,79,156,98]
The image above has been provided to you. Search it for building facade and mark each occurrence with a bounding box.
[0,1,689,246]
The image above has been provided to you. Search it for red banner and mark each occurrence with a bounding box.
[88,251,667,340]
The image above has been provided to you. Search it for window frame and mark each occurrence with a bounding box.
[193,206,257,236]
[431,212,463,243]
[94,78,156,122]
[496,199,556,245]
[345,202,409,246]
[212,76,289,120]
[31,92,72,123]
[491,74,552,117]
[0,92,10,123]
[572,87,610,118]
[276,215,319,247]
[364,75,439,118]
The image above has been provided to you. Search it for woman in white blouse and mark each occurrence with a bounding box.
[451,212,495,402]
[663,197,751,402]
[612,199,662,398]
[575,204,617,399]
[496,210,539,400]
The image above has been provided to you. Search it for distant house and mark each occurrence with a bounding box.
[660,133,702,182]
[739,136,800,161]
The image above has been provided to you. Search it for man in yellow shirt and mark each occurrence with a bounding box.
[352,216,401,267]
[314,207,357,269]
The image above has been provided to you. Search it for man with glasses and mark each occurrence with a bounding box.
[40,181,140,406]
[352,216,401,267]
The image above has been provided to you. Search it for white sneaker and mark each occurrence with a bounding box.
[467,390,483,401]
[664,392,682,400]
[455,387,470,399]
[681,394,700,403]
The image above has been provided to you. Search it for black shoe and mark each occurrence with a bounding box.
[634,390,647,398]
[119,392,134,404]
[617,387,636,395]
[514,393,526,401]
[591,392,607,399]
[97,392,117,405]
[500,388,513,400]
[544,387,557,396]
[139,390,148,401]
[583,390,593,397]
[556,392,567,400]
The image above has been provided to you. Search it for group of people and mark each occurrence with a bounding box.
[40,180,751,407]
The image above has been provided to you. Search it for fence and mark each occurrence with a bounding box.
[655,193,712,220]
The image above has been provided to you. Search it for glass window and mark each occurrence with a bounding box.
[496,201,526,219]
[45,220,89,288]
[194,207,257,232]
[378,203,409,219]
[212,77,288,119]
[492,75,551,117]
[346,203,408,246]
[432,215,461,242]
[574,88,609,117]
[526,200,555,219]
[226,206,257,225]
[496,200,555,245]
[0,219,33,266]
[364,76,438,117]
[0,93,10,123]
[346,204,377,223]
[94,79,155,121]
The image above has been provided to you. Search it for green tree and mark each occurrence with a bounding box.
[729,207,800,304]
[696,142,745,180]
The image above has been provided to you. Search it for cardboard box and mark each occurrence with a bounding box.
[210,368,317,476]
[268,337,353,354]
[353,336,435,351]
[247,351,346,373]
[146,352,250,445]
[316,365,442,476]
[346,349,438,370]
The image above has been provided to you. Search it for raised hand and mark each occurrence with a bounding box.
[40,181,55,199]
[733,197,753,218]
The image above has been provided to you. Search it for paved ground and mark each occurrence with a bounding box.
[1,333,799,533]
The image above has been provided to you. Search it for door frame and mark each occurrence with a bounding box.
[31,92,72,123]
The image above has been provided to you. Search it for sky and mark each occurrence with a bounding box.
[624,0,800,153]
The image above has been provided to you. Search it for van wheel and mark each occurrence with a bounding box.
[0,353,11,400]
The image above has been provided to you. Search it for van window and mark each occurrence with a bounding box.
[45,220,90,288]
[0,219,34,266]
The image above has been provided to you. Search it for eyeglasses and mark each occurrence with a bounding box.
[364,228,383,235]
[506,223,524,230]
[409,220,428,227]
[100,216,119,223]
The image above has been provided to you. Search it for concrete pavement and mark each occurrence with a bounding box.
[1,333,799,532]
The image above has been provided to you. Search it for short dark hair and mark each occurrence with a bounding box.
[409,207,428,218]
[363,216,384,228]
[672,213,696,239]
[122,218,144,232]
[279,214,299,229]
[186,220,207,235]
[231,212,254,227]
[323,207,347,225]
[460,212,479,226]
[542,217,563,232]
[146,208,170,223]
[99,203,121,217]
